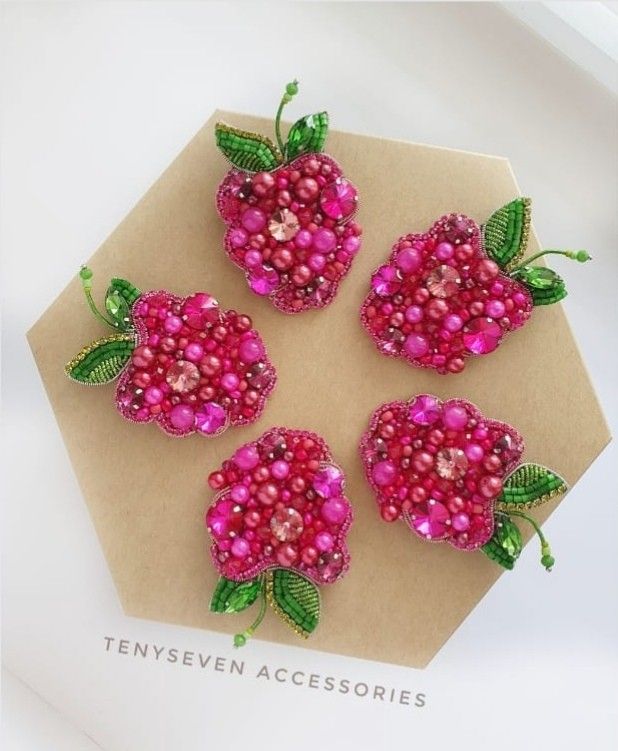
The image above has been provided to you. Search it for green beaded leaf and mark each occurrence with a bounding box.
[65,333,135,385]
[482,197,531,270]
[496,463,568,510]
[481,515,522,570]
[209,576,262,614]
[511,266,567,306]
[266,568,320,638]
[215,123,282,172]
[285,112,329,160]
[108,278,141,306]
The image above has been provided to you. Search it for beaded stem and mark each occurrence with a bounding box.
[509,249,590,274]
[507,509,554,571]
[233,578,267,647]
[79,266,118,329]
[274,80,299,155]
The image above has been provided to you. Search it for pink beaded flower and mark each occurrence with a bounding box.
[206,428,352,645]
[361,198,590,374]
[215,81,362,313]
[360,395,567,571]
[65,267,276,437]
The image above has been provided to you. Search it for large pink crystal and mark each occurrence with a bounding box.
[409,500,450,539]
[462,317,502,354]
[319,179,357,221]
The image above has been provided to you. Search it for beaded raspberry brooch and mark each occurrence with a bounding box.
[360,395,567,571]
[206,428,352,645]
[215,81,362,313]
[360,198,590,374]
[65,267,276,437]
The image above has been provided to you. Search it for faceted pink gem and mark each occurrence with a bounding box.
[183,293,220,328]
[248,266,280,295]
[425,264,460,298]
[246,362,271,389]
[317,551,345,582]
[270,507,304,542]
[206,498,243,540]
[435,448,469,480]
[165,360,200,394]
[319,179,357,221]
[410,500,450,539]
[195,402,227,435]
[258,431,287,459]
[371,265,402,296]
[409,395,442,426]
[312,464,344,498]
[268,209,300,241]
[463,317,502,354]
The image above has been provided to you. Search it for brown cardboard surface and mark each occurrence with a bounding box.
[28,112,610,668]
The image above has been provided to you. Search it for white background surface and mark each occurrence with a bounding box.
[1,3,617,749]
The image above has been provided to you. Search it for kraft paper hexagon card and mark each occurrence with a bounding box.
[28,111,610,668]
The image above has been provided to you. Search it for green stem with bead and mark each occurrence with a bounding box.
[274,80,299,156]
[233,577,267,648]
[79,266,118,329]
[509,249,591,275]
[506,509,555,571]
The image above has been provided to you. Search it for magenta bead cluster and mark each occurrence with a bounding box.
[360,213,533,374]
[216,153,362,313]
[115,290,276,437]
[359,395,524,550]
[206,428,352,583]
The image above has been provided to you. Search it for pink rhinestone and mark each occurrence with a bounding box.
[425,265,460,298]
[195,402,227,435]
[319,179,357,221]
[183,293,220,328]
[248,266,280,295]
[435,448,468,480]
[410,500,449,539]
[166,361,200,393]
[317,551,344,582]
[246,362,271,389]
[371,265,401,296]
[312,465,344,498]
[258,431,287,459]
[206,498,243,540]
[463,317,502,354]
[409,395,442,426]
[268,209,300,241]
[270,507,304,542]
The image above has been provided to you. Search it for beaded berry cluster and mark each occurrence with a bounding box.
[65,268,276,437]
[360,394,567,569]
[215,81,362,313]
[361,198,590,374]
[206,428,352,645]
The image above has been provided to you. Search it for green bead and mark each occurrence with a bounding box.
[79,266,93,281]
[233,633,246,648]
[576,250,591,262]
[541,554,555,571]
[285,80,299,96]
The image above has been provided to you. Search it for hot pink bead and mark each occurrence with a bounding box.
[465,443,485,462]
[164,315,183,335]
[221,373,240,392]
[132,345,155,368]
[315,531,334,552]
[229,228,248,248]
[184,342,204,362]
[169,404,195,431]
[372,460,396,486]
[395,247,422,273]
[313,227,336,252]
[241,207,267,233]
[238,337,264,364]
[271,460,290,480]
[231,537,250,559]
[444,314,463,332]
[244,249,262,268]
[230,484,249,503]
[404,333,429,358]
[405,305,424,323]
[308,253,326,272]
[485,299,506,318]
[276,544,298,567]
[233,445,260,470]
[443,405,468,430]
[319,179,357,220]
[343,235,361,255]
[435,241,454,260]
[321,497,349,525]
[294,229,313,249]
[144,386,163,405]
[452,512,470,532]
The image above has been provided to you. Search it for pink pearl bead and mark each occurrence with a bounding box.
[221,373,240,391]
[343,235,361,255]
[443,405,468,430]
[405,305,423,323]
[395,247,422,273]
[372,460,396,486]
[231,537,250,559]
[404,333,429,358]
[241,207,267,233]
[244,249,262,268]
[315,531,334,552]
[276,544,298,567]
[412,451,434,473]
[465,443,484,462]
[294,229,313,249]
[233,445,259,470]
[230,484,249,503]
[321,497,349,525]
[452,512,470,532]
[257,482,278,505]
[479,476,503,498]
[301,546,318,566]
[169,404,194,431]
[435,242,454,261]
[308,253,326,272]
[312,227,336,252]
[184,342,204,362]
[229,228,248,248]
[473,258,500,283]
[271,460,290,480]
[144,386,163,405]
[164,316,182,334]
[132,345,155,368]
[295,176,319,202]
[252,171,275,197]
[485,299,506,318]
[444,314,463,332]
[238,337,264,364]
